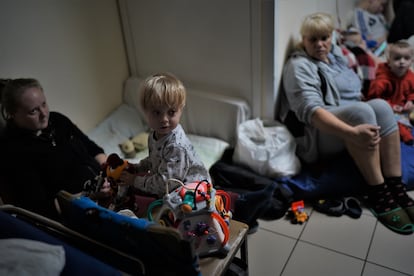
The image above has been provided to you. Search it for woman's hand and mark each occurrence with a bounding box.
[347,124,381,150]
[95,153,107,166]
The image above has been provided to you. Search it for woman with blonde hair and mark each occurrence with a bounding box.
[279,12,414,234]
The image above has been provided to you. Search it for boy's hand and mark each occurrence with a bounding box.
[393,105,403,113]
[403,101,414,112]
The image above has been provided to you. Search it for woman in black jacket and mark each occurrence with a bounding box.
[0,78,107,219]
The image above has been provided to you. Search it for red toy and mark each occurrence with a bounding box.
[288,200,308,224]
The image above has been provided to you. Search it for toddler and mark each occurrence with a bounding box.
[367,40,414,144]
[119,73,278,232]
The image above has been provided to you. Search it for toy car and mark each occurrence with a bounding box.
[287,200,308,224]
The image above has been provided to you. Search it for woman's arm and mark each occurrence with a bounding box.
[283,56,328,124]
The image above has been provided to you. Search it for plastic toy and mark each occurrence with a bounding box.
[147,179,231,257]
[288,200,308,224]
[119,132,149,158]
[82,153,136,211]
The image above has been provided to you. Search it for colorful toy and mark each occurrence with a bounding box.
[287,200,308,224]
[83,153,137,211]
[104,153,137,209]
[147,180,231,257]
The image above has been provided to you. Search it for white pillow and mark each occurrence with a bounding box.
[105,104,146,138]
[87,104,147,149]
[123,77,146,120]
[187,134,229,169]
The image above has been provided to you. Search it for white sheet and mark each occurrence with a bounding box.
[0,238,65,276]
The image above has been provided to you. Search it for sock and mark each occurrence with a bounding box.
[366,183,399,214]
[233,182,277,225]
[386,177,414,208]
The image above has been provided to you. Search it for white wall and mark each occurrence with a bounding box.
[119,0,274,119]
[0,0,357,129]
[0,0,129,131]
[119,0,355,120]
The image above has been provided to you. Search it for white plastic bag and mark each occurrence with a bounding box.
[232,118,301,177]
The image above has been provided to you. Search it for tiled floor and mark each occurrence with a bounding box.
[245,190,414,276]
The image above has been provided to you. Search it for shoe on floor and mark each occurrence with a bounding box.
[313,199,344,217]
[370,207,414,235]
[247,220,259,235]
[403,205,414,221]
[343,197,362,219]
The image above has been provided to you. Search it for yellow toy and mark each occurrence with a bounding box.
[105,153,137,211]
[119,132,149,158]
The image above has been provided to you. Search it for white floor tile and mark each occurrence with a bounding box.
[367,223,414,275]
[281,241,364,276]
[258,217,306,239]
[257,204,312,239]
[300,210,377,259]
[242,190,414,276]
[363,262,411,276]
[247,228,296,276]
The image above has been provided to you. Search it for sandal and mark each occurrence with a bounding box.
[343,197,362,219]
[370,207,413,235]
[403,205,414,221]
[313,199,344,217]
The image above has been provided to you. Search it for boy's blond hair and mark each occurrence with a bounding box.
[386,40,414,60]
[140,73,186,111]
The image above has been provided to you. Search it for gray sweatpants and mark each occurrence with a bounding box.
[318,99,398,158]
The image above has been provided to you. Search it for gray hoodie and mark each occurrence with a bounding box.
[278,44,361,162]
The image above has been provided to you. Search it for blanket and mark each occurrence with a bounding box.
[279,135,414,200]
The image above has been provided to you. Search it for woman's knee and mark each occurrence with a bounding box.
[367,99,394,117]
[366,99,398,135]
[335,102,377,125]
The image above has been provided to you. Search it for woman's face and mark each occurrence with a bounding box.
[13,87,50,131]
[302,32,332,62]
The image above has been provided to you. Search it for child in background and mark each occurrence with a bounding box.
[367,40,414,144]
[341,27,380,97]
[349,0,388,52]
[119,73,279,232]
